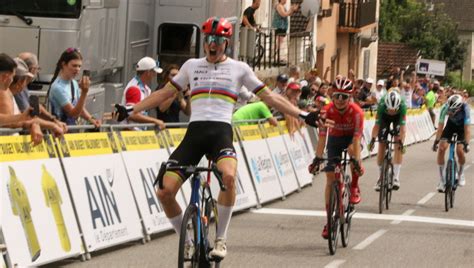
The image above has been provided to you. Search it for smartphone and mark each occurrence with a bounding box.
[29,95,40,116]
[83,69,90,77]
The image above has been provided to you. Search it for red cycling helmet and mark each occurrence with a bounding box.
[202,17,233,37]
[332,77,353,93]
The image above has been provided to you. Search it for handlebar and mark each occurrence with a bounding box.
[154,162,226,191]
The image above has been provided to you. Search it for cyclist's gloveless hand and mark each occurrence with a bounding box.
[113,104,131,122]
[432,140,439,152]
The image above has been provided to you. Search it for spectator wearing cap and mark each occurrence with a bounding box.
[121,56,165,129]
[14,53,66,131]
[356,78,376,109]
[48,48,99,127]
[273,73,289,95]
[374,79,387,103]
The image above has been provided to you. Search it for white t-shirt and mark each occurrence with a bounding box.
[400,88,413,109]
[171,57,264,124]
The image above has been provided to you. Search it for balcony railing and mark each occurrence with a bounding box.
[339,0,377,30]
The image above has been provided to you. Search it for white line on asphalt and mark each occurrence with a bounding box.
[352,229,387,250]
[324,259,346,268]
[417,192,436,205]
[251,208,474,227]
[391,209,415,225]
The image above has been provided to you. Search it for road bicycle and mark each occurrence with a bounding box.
[156,161,226,268]
[444,134,461,212]
[375,128,403,214]
[319,149,356,255]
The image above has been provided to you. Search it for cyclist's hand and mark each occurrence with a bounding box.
[154,119,166,130]
[113,104,133,122]
[308,156,323,174]
[299,111,320,128]
[432,139,439,152]
[368,138,376,152]
[462,141,470,153]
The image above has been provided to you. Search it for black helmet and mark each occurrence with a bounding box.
[277,74,289,83]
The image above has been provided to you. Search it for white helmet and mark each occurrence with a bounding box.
[447,94,463,111]
[384,90,401,110]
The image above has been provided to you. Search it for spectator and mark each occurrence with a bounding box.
[374,79,387,103]
[14,53,67,132]
[241,0,261,31]
[0,53,60,143]
[386,67,401,89]
[411,84,425,108]
[400,81,413,108]
[287,65,300,83]
[273,73,289,95]
[425,81,438,126]
[156,64,191,122]
[283,82,302,135]
[232,100,277,126]
[122,56,165,129]
[48,48,100,127]
[355,78,375,109]
[272,0,298,62]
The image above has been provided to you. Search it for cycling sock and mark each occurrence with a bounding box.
[169,213,183,235]
[216,204,233,240]
[393,164,401,180]
[438,165,445,182]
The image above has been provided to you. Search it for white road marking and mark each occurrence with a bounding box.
[391,209,415,225]
[417,192,436,205]
[251,208,474,227]
[352,229,387,250]
[324,260,346,268]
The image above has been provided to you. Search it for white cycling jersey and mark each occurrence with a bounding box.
[170,57,266,124]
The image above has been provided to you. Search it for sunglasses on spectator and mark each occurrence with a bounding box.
[204,35,228,45]
[333,93,350,100]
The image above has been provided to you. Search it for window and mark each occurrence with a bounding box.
[157,23,200,67]
[0,0,82,19]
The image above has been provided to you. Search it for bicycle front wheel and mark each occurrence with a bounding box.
[328,181,340,255]
[178,205,199,268]
[379,160,387,214]
[386,162,394,210]
[444,160,453,212]
[340,176,351,248]
[204,196,219,262]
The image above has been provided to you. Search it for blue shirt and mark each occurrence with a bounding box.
[49,78,80,120]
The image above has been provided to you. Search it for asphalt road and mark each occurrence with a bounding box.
[55,128,474,268]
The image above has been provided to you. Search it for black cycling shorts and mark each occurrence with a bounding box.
[378,114,401,141]
[441,120,465,142]
[324,136,353,172]
[167,121,236,182]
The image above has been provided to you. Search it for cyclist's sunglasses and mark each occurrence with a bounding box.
[204,35,228,45]
[333,93,350,100]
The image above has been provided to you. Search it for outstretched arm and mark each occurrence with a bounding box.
[132,82,177,115]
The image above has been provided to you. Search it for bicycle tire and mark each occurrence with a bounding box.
[451,161,457,208]
[379,160,387,214]
[328,181,339,255]
[386,162,394,210]
[340,175,351,247]
[444,160,453,212]
[203,196,219,263]
[178,205,199,268]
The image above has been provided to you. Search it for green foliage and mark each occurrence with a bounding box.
[379,0,467,72]
[446,71,474,96]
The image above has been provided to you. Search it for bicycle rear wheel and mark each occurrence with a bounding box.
[178,205,199,268]
[340,176,351,247]
[386,162,394,210]
[444,160,453,212]
[378,160,387,214]
[203,195,220,265]
[328,181,340,255]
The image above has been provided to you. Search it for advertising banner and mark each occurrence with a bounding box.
[115,130,174,235]
[0,135,82,267]
[57,132,143,252]
[262,123,299,195]
[280,122,312,187]
[237,125,283,204]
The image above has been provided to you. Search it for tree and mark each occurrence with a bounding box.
[379,0,467,71]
